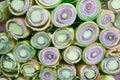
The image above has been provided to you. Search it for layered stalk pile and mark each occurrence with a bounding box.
[0,0,120,80]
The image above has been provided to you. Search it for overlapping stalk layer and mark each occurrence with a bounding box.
[0,0,120,80]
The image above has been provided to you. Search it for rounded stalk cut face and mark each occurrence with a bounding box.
[3,60,13,69]
[82,43,105,65]
[100,57,120,74]
[52,28,74,49]
[76,21,99,47]
[30,32,51,49]
[38,47,60,67]
[99,28,119,48]
[52,3,76,27]
[9,0,32,16]
[9,23,23,36]
[76,0,101,21]
[63,46,82,64]
[108,0,120,12]
[85,70,96,79]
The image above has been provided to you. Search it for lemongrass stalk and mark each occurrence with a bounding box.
[38,47,60,67]
[57,64,76,80]
[75,21,99,47]
[52,3,76,27]
[77,64,100,80]
[108,0,120,13]
[100,75,115,80]
[8,0,33,16]
[35,0,62,9]
[21,59,40,77]
[0,32,15,54]
[39,68,57,80]
[6,18,30,40]
[82,43,106,65]
[99,57,120,74]
[25,5,51,31]
[30,31,51,49]
[52,28,74,49]
[96,9,115,29]
[13,40,36,63]
[115,13,120,29]
[99,28,120,49]
[62,46,82,64]
[76,0,101,21]
[1,53,20,77]
[0,0,10,22]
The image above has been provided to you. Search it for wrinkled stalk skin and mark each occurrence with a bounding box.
[8,0,33,16]
[82,43,106,65]
[1,53,20,77]
[30,31,51,49]
[77,64,100,80]
[35,0,62,9]
[21,59,40,77]
[57,63,76,80]
[62,46,82,64]
[76,0,101,21]
[25,5,51,31]
[13,40,36,63]
[38,47,60,67]
[96,9,115,29]
[0,0,11,22]
[75,21,99,47]
[0,32,15,54]
[6,18,30,40]
[52,28,74,49]
[15,77,30,80]
[52,3,77,27]
[99,57,120,74]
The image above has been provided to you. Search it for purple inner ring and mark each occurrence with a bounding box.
[40,70,54,80]
[77,24,97,43]
[101,30,119,46]
[79,0,97,17]
[40,48,59,65]
[100,14,112,26]
[86,46,103,61]
[54,6,76,24]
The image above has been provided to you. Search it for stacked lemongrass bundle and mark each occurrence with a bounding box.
[0,0,120,80]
